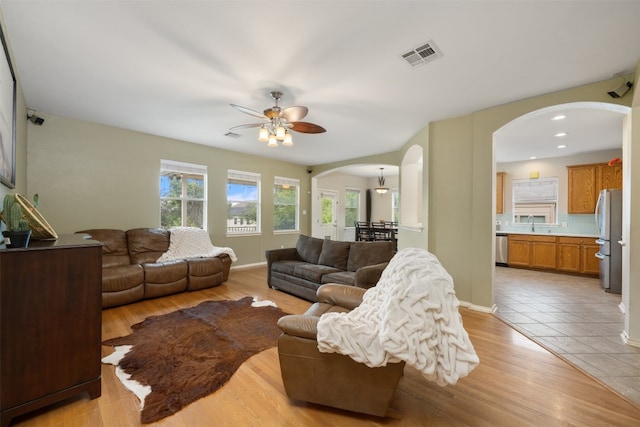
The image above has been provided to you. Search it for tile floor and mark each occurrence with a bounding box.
[494,266,640,406]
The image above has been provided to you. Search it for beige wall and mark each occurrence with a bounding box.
[0,8,28,205]
[625,61,640,344]
[26,114,311,266]
[421,76,633,309]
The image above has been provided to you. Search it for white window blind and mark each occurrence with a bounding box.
[513,178,558,202]
[161,159,207,175]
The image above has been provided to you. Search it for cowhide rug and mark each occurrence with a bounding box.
[102,296,288,424]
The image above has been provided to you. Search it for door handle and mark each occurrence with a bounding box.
[595,252,605,260]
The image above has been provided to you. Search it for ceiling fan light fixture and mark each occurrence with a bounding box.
[276,126,286,140]
[283,132,293,146]
[267,134,278,147]
[258,126,269,142]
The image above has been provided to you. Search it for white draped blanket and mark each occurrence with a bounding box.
[156,227,237,262]
[316,247,479,386]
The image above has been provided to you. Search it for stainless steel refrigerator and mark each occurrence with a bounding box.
[595,189,622,294]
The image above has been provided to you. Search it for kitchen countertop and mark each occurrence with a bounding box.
[497,230,598,238]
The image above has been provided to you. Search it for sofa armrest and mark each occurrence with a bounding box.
[265,247,301,286]
[316,283,365,310]
[265,247,300,264]
[277,314,319,339]
[354,262,389,289]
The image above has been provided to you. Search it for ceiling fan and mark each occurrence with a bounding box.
[230,91,326,147]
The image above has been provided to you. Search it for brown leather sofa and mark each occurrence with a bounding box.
[276,284,405,417]
[265,235,394,302]
[78,228,232,308]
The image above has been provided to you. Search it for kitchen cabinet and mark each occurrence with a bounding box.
[496,172,505,214]
[507,234,556,270]
[0,236,102,427]
[557,236,600,276]
[567,162,622,214]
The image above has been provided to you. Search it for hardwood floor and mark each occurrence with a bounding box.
[11,266,640,426]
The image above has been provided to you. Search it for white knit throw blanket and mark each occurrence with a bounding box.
[156,227,237,263]
[316,247,479,386]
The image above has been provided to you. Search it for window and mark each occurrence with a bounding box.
[344,189,360,227]
[273,177,299,232]
[392,189,400,223]
[160,160,207,229]
[227,170,260,234]
[512,177,558,224]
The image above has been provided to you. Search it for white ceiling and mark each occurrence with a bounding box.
[2,1,639,172]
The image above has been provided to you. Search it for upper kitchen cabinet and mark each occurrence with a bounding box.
[496,172,505,214]
[567,162,622,214]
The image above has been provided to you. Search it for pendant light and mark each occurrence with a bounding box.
[375,168,389,194]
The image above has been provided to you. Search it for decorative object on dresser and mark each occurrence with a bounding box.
[77,227,236,308]
[102,297,288,424]
[0,193,58,248]
[1,194,31,248]
[0,235,102,427]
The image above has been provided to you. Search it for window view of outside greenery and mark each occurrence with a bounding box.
[274,179,299,231]
[160,170,206,229]
[227,171,260,233]
[321,198,333,224]
[392,190,400,222]
[344,189,360,227]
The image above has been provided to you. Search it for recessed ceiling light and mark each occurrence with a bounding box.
[557,144,567,149]
[529,156,537,160]
[551,115,566,121]
[555,132,568,137]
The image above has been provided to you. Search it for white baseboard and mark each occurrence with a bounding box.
[459,300,495,314]
[621,330,640,348]
[618,301,626,314]
[231,261,267,271]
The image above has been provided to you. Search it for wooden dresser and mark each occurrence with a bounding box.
[0,235,102,427]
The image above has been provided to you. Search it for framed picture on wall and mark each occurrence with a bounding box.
[0,22,16,189]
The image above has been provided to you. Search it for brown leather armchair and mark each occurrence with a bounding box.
[276,284,405,417]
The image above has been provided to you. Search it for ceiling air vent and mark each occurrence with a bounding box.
[225,131,241,138]
[401,40,443,68]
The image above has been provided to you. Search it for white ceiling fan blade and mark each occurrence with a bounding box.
[282,106,308,122]
[229,123,264,131]
[230,104,269,120]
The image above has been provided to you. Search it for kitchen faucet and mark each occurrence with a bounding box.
[527,215,535,232]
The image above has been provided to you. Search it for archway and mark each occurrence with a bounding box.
[310,164,399,241]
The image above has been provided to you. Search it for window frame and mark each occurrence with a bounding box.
[344,188,360,228]
[392,188,400,223]
[273,176,300,233]
[512,177,559,225]
[227,169,261,236]
[160,159,207,230]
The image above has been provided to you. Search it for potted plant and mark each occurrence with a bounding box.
[2,194,31,248]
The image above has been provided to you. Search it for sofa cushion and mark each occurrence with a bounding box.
[127,228,170,264]
[142,260,188,283]
[102,264,144,292]
[347,241,394,272]
[78,229,131,268]
[321,271,356,286]
[187,257,224,291]
[318,240,351,270]
[272,260,307,276]
[293,263,342,283]
[296,235,324,264]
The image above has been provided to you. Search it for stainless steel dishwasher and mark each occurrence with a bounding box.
[496,233,508,266]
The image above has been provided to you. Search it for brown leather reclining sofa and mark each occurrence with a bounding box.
[78,228,232,308]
